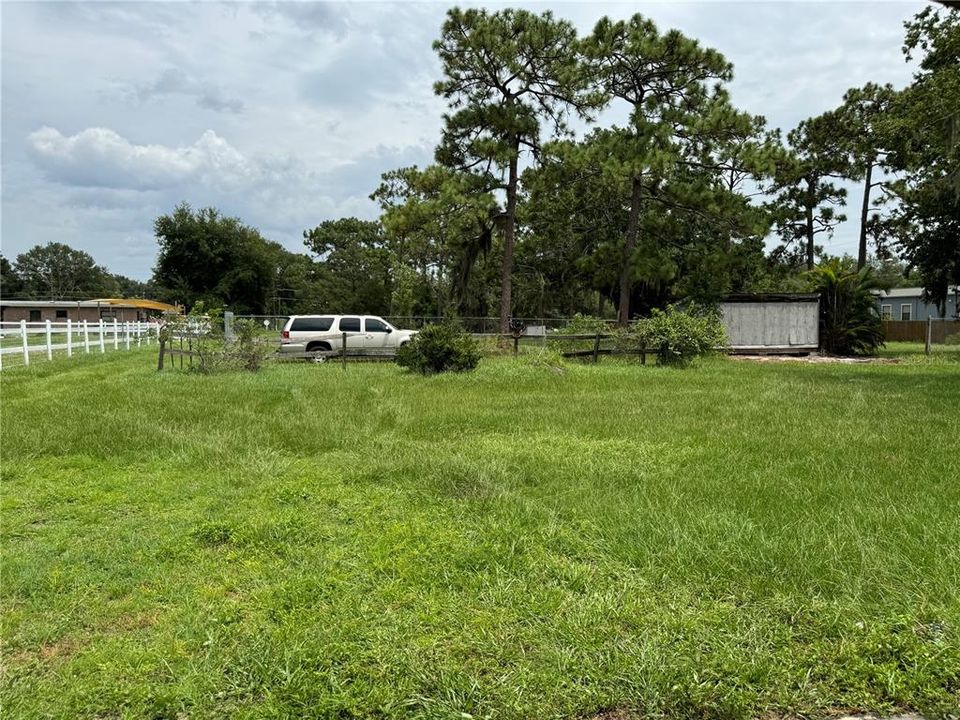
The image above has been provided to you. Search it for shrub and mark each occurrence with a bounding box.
[159,303,226,374]
[226,318,272,372]
[550,314,614,356]
[554,313,610,336]
[807,259,886,356]
[945,332,960,346]
[396,322,481,374]
[629,304,727,366]
[160,303,270,373]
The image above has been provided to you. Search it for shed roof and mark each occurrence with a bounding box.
[722,293,819,303]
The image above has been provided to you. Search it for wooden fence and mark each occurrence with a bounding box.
[0,320,159,369]
[882,319,958,343]
[158,332,399,371]
[484,332,660,363]
[157,332,661,370]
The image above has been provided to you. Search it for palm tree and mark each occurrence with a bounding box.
[808,259,888,355]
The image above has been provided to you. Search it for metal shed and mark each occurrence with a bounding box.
[720,293,819,354]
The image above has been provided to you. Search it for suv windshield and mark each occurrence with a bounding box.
[290,317,334,332]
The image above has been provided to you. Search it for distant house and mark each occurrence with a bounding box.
[0,299,178,324]
[874,287,959,321]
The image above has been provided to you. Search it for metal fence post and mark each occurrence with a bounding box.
[83,320,90,353]
[342,331,347,370]
[137,323,142,347]
[45,319,53,360]
[925,316,932,356]
[593,332,601,363]
[99,319,106,353]
[67,319,73,357]
[21,319,29,365]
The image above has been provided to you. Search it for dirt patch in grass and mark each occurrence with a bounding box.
[731,354,900,364]
[585,710,635,720]
[5,635,83,668]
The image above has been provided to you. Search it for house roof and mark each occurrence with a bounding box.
[874,286,960,299]
[874,287,924,299]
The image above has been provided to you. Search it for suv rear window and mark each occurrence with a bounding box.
[339,317,361,332]
[290,317,334,332]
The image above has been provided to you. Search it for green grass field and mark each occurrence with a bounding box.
[2,348,958,719]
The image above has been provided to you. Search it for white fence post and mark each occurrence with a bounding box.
[99,319,106,353]
[45,320,53,360]
[67,319,73,357]
[113,319,119,350]
[125,322,131,350]
[83,320,90,353]
[20,320,29,365]
[137,323,142,347]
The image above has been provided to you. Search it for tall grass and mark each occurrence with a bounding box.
[1,349,958,718]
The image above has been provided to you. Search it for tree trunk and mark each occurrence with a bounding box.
[437,253,445,316]
[805,179,815,271]
[857,161,873,269]
[617,177,644,326]
[498,137,520,335]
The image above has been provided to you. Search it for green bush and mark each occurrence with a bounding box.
[944,332,960,346]
[396,322,481,374]
[628,304,727,366]
[160,303,270,373]
[550,314,614,356]
[227,318,272,372]
[554,313,610,335]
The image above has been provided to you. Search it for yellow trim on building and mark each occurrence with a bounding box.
[89,298,181,312]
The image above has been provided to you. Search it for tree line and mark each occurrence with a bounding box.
[0,244,158,301]
[2,7,956,323]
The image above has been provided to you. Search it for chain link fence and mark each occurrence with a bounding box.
[233,315,616,335]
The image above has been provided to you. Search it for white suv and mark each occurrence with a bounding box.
[279,315,417,355]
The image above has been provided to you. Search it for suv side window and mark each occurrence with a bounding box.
[365,318,389,333]
[339,317,361,332]
[291,317,334,332]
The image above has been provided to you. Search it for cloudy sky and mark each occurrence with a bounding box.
[1,1,927,280]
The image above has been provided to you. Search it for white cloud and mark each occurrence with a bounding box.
[26,126,256,191]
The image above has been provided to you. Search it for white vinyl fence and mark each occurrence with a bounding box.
[0,320,160,370]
